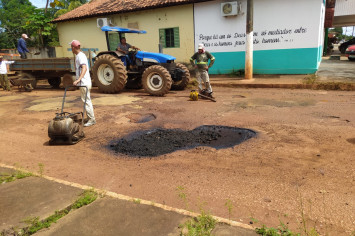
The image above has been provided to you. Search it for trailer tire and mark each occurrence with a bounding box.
[48,77,61,88]
[142,65,172,96]
[92,54,127,93]
[21,73,37,89]
[171,63,190,90]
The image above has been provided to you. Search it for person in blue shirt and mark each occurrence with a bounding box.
[17,34,30,59]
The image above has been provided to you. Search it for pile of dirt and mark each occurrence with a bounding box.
[110,125,256,157]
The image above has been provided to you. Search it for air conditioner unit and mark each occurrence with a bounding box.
[221,2,240,16]
[97,18,112,28]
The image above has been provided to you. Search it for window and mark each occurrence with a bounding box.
[159,27,180,48]
[108,33,121,51]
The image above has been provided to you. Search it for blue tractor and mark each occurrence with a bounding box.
[92,26,190,96]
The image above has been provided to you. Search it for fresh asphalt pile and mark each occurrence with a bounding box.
[110,125,256,157]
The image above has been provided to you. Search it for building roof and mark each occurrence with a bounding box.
[52,0,212,23]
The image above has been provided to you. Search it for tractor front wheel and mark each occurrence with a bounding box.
[92,54,127,93]
[171,63,190,90]
[142,65,172,96]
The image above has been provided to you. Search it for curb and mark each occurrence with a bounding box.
[0,163,254,231]
[211,82,355,91]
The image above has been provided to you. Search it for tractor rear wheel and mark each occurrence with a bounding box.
[92,54,127,93]
[48,77,61,88]
[171,63,190,90]
[142,65,172,96]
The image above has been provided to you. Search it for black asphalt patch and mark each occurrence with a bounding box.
[110,125,256,157]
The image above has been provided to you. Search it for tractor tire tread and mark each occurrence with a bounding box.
[171,63,190,90]
[92,54,127,94]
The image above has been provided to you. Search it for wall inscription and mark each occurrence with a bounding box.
[198,27,309,50]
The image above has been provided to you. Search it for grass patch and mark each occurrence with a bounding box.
[256,222,299,236]
[19,189,98,235]
[180,211,217,236]
[313,82,355,91]
[72,189,98,209]
[0,170,32,184]
[303,74,355,91]
[303,74,318,85]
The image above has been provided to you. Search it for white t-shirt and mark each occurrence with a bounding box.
[0,60,14,74]
[75,51,91,87]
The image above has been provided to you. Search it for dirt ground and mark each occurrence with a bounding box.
[0,83,354,235]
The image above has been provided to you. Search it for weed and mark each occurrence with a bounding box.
[15,171,32,179]
[180,211,217,236]
[72,189,97,209]
[298,190,308,236]
[177,186,189,210]
[20,189,98,235]
[224,199,234,220]
[256,221,300,236]
[228,69,245,77]
[132,198,141,204]
[38,163,44,177]
[303,74,318,85]
[186,79,199,89]
[250,217,259,224]
[22,209,70,235]
[0,170,32,184]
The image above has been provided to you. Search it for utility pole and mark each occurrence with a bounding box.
[245,0,253,80]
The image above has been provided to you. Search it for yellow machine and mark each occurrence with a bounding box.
[189,90,216,102]
[189,90,199,101]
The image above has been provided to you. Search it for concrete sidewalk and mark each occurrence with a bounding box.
[209,57,355,90]
[0,166,257,236]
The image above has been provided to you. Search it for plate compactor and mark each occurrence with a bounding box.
[189,89,216,102]
[48,86,88,145]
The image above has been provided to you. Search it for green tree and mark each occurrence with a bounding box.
[0,0,35,48]
[51,0,85,18]
[23,8,59,47]
[329,27,343,35]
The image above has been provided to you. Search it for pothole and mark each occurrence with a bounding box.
[126,113,156,123]
[109,125,256,157]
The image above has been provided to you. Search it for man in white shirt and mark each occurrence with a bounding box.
[70,40,96,127]
[0,55,15,91]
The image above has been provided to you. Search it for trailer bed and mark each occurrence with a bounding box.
[10,58,74,72]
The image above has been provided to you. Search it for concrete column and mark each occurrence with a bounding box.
[245,0,253,80]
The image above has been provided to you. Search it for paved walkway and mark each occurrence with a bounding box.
[0,166,257,236]
[210,56,355,90]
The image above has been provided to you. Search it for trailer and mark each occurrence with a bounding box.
[9,58,75,90]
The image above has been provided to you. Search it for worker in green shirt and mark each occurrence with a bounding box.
[190,43,215,98]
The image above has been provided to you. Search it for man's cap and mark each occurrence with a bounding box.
[70,40,81,47]
[22,34,28,39]
[198,43,204,49]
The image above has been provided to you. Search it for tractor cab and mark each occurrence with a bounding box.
[100,26,147,67]
[92,26,190,96]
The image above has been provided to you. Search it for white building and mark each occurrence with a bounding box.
[194,0,325,74]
